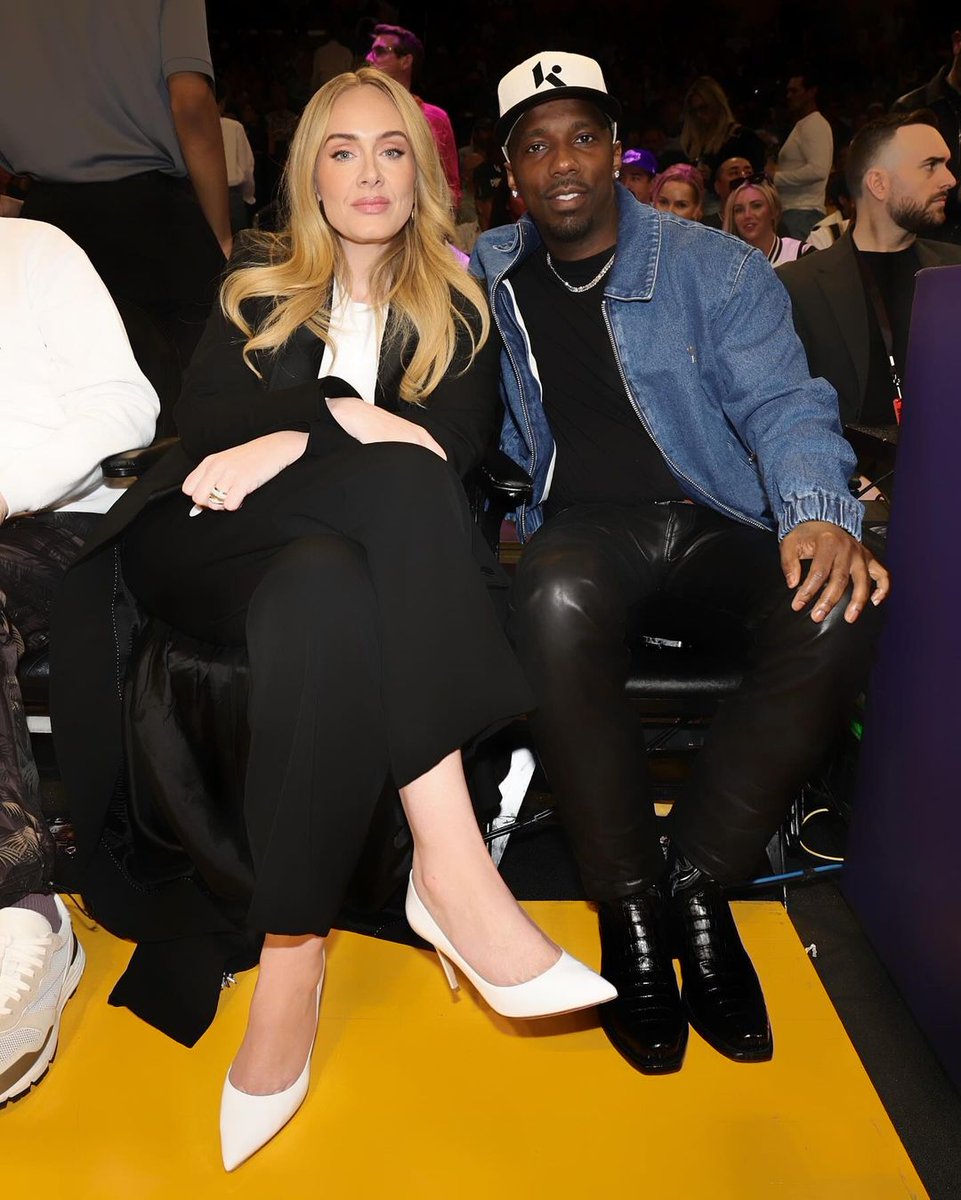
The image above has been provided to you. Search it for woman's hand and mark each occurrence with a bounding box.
[326,397,447,460]
[183,430,308,512]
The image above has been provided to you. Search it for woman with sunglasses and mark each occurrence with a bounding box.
[724,175,813,265]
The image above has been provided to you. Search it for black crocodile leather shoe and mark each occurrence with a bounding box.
[597,888,688,1074]
[672,875,773,1063]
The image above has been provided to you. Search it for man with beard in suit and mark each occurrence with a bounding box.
[778,112,961,430]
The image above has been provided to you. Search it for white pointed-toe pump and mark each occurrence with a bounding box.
[405,873,617,1019]
[219,955,325,1172]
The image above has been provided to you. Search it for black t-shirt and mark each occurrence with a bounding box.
[859,246,920,425]
[510,245,686,513]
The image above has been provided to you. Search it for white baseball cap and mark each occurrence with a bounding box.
[496,51,622,152]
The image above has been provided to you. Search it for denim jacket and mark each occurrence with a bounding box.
[470,185,861,543]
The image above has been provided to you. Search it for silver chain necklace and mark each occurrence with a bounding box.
[545,249,616,293]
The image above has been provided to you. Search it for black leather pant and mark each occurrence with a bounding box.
[510,502,881,900]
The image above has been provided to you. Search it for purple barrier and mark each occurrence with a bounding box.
[844,263,961,1089]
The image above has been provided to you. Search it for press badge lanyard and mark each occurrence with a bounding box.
[853,243,903,424]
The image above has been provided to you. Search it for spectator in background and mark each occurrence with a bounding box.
[651,162,705,221]
[724,175,811,265]
[806,172,855,250]
[457,117,495,225]
[636,116,669,161]
[0,0,229,388]
[778,112,961,428]
[620,148,658,203]
[0,219,158,1107]
[219,95,256,233]
[260,82,301,215]
[893,27,961,244]
[366,24,461,211]
[309,21,354,95]
[769,67,834,241]
[701,155,753,229]
[680,76,764,215]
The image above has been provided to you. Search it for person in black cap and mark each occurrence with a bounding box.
[471,51,889,1075]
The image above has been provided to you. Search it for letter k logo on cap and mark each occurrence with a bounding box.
[532,61,566,89]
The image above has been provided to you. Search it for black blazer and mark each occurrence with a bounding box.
[776,231,961,425]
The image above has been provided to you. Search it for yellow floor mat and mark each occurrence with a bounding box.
[2,898,926,1199]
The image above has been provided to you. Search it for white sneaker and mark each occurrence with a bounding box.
[0,896,85,1104]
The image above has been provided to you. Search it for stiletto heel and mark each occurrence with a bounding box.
[435,949,460,991]
[405,872,617,1019]
[219,954,325,1172]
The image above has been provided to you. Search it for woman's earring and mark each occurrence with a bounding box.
[614,169,620,179]
[511,188,518,198]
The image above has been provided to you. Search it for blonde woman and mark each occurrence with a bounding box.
[724,175,811,265]
[55,69,615,1171]
[680,76,764,204]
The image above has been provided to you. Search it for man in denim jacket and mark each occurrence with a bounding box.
[471,53,889,1076]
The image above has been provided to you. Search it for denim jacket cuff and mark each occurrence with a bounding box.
[777,492,864,542]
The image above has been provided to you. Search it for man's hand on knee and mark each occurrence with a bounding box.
[779,520,890,624]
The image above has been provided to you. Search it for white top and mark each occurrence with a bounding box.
[768,235,808,266]
[318,282,385,404]
[776,110,833,212]
[220,116,256,204]
[805,211,851,251]
[0,219,159,516]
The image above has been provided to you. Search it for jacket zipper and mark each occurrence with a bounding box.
[601,300,767,531]
[111,545,125,701]
[490,252,538,540]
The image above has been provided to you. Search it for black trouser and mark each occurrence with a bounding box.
[121,444,532,936]
[509,501,880,900]
[22,172,225,380]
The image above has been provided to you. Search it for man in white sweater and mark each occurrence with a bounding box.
[770,67,834,242]
[0,217,157,1106]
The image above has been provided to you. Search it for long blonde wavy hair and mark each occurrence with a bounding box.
[221,68,489,404]
[680,76,739,162]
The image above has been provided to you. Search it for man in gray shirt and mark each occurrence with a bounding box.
[0,0,231,397]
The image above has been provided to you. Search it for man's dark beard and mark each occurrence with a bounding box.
[543,211,595,243]
[890,193,947,235]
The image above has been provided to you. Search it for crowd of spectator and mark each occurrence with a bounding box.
[193,3,959,251]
